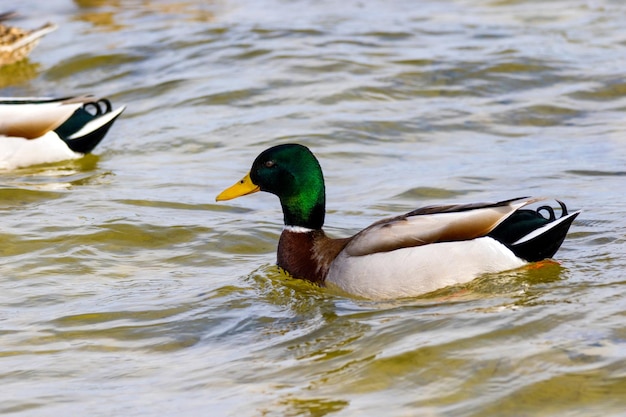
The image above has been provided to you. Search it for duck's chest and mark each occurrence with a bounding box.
[277,230,324,284]
[276,229,349,285]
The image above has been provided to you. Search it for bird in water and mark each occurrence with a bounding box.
[217,143,580,300]
[0,95,125,169]
[0,11,57,66]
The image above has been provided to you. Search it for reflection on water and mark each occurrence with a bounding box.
[72,0,216,31]
[0,60,40,88]
[0,155,106,191]
[1,0,626,416]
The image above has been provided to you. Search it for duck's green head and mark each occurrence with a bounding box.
[216,144,326,229]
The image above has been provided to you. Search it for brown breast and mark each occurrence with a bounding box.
[277,229,350,285]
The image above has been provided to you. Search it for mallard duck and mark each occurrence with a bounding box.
[216,144,580,300]
[0,12,57,66]
[0,96,125,169]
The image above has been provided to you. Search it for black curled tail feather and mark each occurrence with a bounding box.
[55,99,124,154]
[536,200,568,221]
[508,211,580,262]
[488,201,580,262]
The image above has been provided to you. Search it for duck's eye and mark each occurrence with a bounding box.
[265,160,276,168]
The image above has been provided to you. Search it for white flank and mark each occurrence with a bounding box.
[0,132,80,170]
[326,237,526,300]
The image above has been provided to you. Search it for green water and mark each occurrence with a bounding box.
[1,0,625,416]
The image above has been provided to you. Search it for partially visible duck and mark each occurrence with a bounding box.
[0,12,57,66]
[216,143,580,300]
[0,95,125,169]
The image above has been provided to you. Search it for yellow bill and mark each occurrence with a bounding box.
[216,172,260,201]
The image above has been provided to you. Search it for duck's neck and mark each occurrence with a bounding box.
[279,187,325,229]
[275,171,330,283]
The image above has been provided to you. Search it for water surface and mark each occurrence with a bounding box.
[1,0,625,416]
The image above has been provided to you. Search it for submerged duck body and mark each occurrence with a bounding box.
[217,144,580,300]
[0,96,125,169]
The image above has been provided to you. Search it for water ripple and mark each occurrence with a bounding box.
[2,0,626,415]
